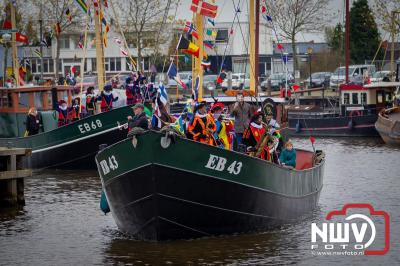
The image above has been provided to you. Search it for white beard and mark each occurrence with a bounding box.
[104,91,112,96]
[60,105,68,111]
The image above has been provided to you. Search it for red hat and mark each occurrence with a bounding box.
[211,102,224,111]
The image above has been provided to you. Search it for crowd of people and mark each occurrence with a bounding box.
[24,74,296,169]
[126,91,296,169]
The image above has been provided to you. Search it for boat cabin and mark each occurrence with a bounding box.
[0,86,74,137]
[339,82,399,116]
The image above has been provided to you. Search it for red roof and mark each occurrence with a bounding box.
[339,84,365,91]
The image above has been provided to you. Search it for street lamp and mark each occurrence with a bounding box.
[307,47,313,88]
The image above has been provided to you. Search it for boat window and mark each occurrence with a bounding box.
[216,29,229,42]
[343,93,350,104]
[385,93,391,102]
[377,92,383,103]
[352,93,359,104]
[18,93,29,108]
[361,92,367,104]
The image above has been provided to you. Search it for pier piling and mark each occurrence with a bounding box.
[0,148,32,207]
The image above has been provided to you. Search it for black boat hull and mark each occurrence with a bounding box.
[105,164,322,241]
[28,127,128,169]
[288,114,379,137]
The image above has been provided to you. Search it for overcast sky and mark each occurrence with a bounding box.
[176,0,379,43]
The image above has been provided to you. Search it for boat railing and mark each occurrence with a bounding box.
[0,86,74,113]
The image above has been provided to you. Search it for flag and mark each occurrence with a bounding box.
[207,18,215,26]
[105,24,110,33]
[217,72,226,84]
[264,15,272,22]
[171,115,185,135]
[75,0,88,13]
[100,11,107,26]
[201,60,211,68]
[93,0,99,15]
[66,9,72,22]
[192,75,200,101]
[33,49,42,58]
[54,23,61,36]
[204,40,214,49]
[2,20,12,29]
[176,35,199,56]
[261,6,267,13]
[309,136,316,145]
[292,84,300,90]
[71,66,77,75]
[277,43,284,50]
[40,38,48,47]
[230,28,234,35]
[167,62,188,90]
[206,29,217,38]
[16,33,28,45]
[190,0,218,18]
[78,34,84,49]
[184,21,199,39]
[103,34,108,48]
[113,37,122,46]
[120,47,128,56]
[103,0,108,8]
[158,83,168,105]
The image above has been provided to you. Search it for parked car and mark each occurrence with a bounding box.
[74,76,97,93]
[221,73,250,89]
[261,73,294,91]
[370,71,392,83]
[203,74,218,91]
[302,72,332,88]
[330,64,376,87]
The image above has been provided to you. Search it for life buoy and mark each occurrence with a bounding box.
[349,110,362,117]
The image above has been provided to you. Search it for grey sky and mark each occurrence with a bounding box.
[176,0,381,43]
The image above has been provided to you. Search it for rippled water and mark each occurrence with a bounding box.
[0,138,399,265]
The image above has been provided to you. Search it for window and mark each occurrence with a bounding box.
[92,58,97,72]
[352,93,359,104]
[59,37,70,49]
[361,92,367,104]
[32,60,37,73]
[343,93,350,104]
[216,29,229,42]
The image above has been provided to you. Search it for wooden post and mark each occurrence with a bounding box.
[94,3,105,91]
[194,14,204,101]
[0,148,32,207]
[10,2,20,87]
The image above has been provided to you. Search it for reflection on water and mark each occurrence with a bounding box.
[0,139,399,265]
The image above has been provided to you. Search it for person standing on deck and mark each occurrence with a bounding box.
[69,97,85,121]
[188,101,210,144]
[55,100,70,127]
[210,102,225,148]
[85,87,97,116]
[128,103,149,131]
[230,93,252,150]
[125,77,135,105]
[243,111,271,161]
[98,85,119,112]
[25,107,41,136]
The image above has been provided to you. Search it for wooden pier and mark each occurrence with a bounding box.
[0,147,32,207]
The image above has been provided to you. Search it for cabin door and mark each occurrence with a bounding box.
[375,90,386,111]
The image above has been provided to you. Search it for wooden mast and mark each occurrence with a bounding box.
[10,2,20,87]
[94,3,105,91]
[249,0,256,93]
[194,14,204,101]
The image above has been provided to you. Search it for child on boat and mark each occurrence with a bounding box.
[279,141,297,169]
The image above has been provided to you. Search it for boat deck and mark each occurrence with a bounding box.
[388,111,400,122]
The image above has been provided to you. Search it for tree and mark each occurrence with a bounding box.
[373,0,400,34]
[24,18,39,45]
[119,0,177,71]
[30,0,82,79]
[266,0,330,82]
[325,23,344,54]
[349,0,381,63]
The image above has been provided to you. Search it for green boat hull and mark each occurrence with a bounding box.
[95,131,325,241]
[0,106,134,169]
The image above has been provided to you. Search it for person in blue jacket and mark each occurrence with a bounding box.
[279,140,296,168]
